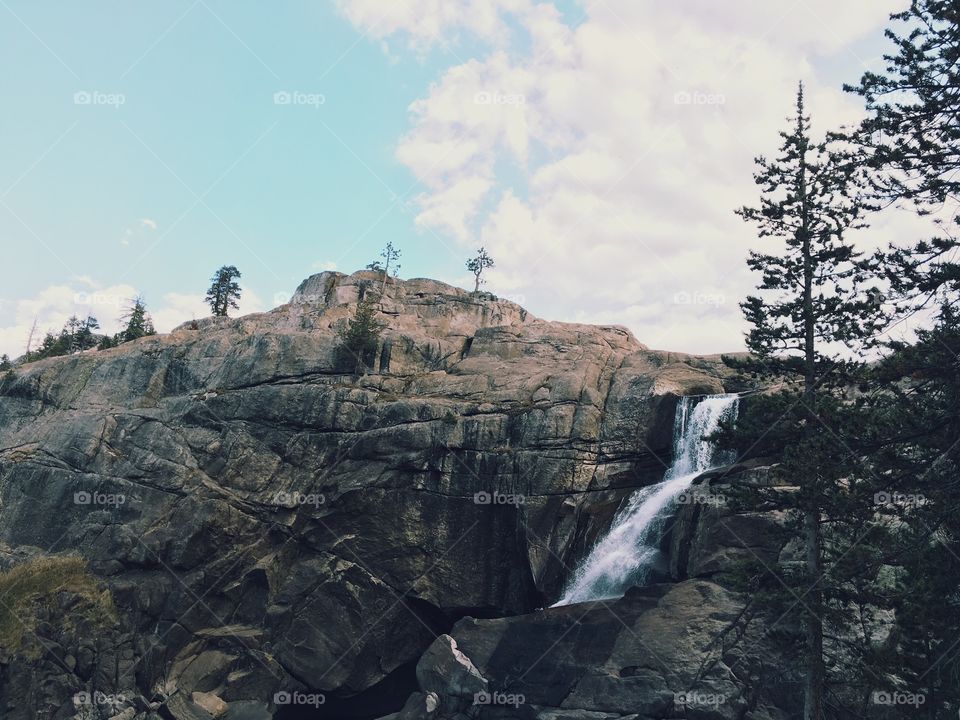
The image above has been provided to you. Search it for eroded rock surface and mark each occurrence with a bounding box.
[0,271,737,719]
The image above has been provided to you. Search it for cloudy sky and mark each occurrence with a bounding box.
[1,0,926,357]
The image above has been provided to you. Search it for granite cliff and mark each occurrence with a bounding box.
[0,271,788,720]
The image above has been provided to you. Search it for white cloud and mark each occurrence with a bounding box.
[0,283,137,358]
[0,282,265,358]
[334,0,531,51]
[340,0,922,354]
[140,218,158,230]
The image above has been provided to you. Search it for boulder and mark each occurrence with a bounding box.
[416,634,488,699]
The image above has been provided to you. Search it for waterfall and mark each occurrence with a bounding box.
[554,393,739,606]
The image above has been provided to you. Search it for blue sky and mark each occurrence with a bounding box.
[1,0,920,356]
[1,2,441,310]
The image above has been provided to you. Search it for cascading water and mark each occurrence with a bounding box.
[554,393,739,606]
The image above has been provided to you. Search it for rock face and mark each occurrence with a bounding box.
[0,271,744,719]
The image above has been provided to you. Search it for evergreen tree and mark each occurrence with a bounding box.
[119,296,156,343]
[847,0,960,307]
[335,298,383,375]
[466,247,495,293]
[846,9,960,709]
[205,265,242,317]
[0,355,11,371]
[378,242,401,296]
[856,310,960,714]
[728,84,886,719]
[72,315,100,352]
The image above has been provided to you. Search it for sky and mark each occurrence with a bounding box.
[0,0,930,357]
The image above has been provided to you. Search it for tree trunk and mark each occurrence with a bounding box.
[798,113,825,720]
[380,262,390,297]
[803,508,825,720]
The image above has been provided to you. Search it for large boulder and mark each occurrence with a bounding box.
[422,580,788,720]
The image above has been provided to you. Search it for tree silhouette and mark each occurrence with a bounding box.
[205,266,242,317]
[466,247,495,293]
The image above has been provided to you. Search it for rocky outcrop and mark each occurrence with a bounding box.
[0,271,738,718]
[388,577,790,720]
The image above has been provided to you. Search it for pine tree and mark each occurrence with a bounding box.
[205,266,242,317]
[335,298,383,375]
[729,84,887,719]
[846,10,960,707]
[378,243,401,296]
[119,296,156,343]
[466,247,495,293]
[74,315,100,352]
[0,355,11,371]
[847,0,960,307]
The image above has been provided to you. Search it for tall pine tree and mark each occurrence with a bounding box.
[730,83,886,719]
[847,0,960,307]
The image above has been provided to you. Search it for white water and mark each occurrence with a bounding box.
[554,393,739,605]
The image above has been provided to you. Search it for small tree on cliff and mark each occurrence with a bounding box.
[336,298,383,375]
[729,83,887,720]
[466,247,495,293]
[205,266,242,317]
[119,296,156,343]
[378,242,401,296]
